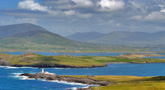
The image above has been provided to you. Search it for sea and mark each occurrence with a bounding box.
[0,52,165,90]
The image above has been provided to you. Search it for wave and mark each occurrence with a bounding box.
[50,80,88,86]
[0,65,37,69]
[67,85,91,90]
[53,68,71,69]
[12,73,35,80]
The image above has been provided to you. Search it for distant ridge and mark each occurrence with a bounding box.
[66,31,105,42]
[67,31,165,46]
[87,31,165,46]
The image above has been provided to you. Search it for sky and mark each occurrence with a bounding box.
[0,0,165,36]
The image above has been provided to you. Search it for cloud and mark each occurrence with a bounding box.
[64,10,75,16]
[16,18,38,24]
[72,0,94,8]
[18,0,59,16]
[18,0,48,12]
[76,13,93,18]
[145,12,165,21]
[129,1,147,14]
[130,15,143,20]
[97,0,125,12]
[160,9,165,13]
[0,16,38,26]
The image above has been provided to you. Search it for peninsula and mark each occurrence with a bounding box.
[0,52,165,68]
[20,72,165,90]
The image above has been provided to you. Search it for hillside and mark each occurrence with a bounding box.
[66,31,105,42]
[0,23,85,51]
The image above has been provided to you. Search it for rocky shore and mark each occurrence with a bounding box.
[19,73,114,90]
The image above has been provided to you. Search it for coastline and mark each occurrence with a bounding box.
[14,73,91,90]
[2,62,165,68]
[19,73,113,90]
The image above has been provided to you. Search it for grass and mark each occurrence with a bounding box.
[0,52,165,67]
[62,75,165,90]
[0,39,151,53]
[95,81,165,90]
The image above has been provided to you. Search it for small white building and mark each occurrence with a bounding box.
[40,69,55,75]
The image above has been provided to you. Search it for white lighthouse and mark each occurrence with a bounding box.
[41,69,44,73]
[40,68,55,75]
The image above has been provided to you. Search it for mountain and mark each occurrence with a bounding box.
[0,23,46,38]
[66,31,105,42]
[86,31,165,46]
[0,23,90,52]
[0,23,77,45]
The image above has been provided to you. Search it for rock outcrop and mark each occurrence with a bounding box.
[21,52,38,57]
[20,73,113,86]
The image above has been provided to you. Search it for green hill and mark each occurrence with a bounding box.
[0,23,88,52]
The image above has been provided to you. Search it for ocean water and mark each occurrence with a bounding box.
[1,63,165,90]
[1,52,165,90]
[0,66,88,90]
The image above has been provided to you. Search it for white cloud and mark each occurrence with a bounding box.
[160,9,165,13]
[98,0,125,12]
[76,13,93,18]
[130,15,143,20]
[18,0,48,12]
[64,10,75,16]
[145,12,165,21]
[72,0,94,8]
[16,18,38,24]
[0,17,38,26]
[129,1,147,14]
[18,0,59,16]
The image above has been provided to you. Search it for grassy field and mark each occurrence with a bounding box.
[63,75,165,90]
[91,76,165,90]
[0,52,165,68]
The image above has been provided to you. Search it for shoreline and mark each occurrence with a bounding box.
[2,62,165,68]
[9,64,108,68]
[14,73,91,90]
[19,73,113,90]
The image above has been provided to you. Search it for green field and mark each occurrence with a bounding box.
[62,75,165,90]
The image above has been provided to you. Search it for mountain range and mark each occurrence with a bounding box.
[66,31,165,46]
[0,23,126,52]
[0,23,161,52]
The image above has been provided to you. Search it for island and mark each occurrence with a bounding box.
[0,52,165,68]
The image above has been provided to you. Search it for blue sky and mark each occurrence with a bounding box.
[0,0,19,9]
[0,0,165,36]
